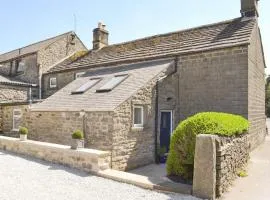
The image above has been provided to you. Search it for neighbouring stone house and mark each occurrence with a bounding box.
[0,31,87,101]
[1,0,266,170]
[0,31,87,133]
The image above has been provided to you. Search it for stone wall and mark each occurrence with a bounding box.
[42,69,86,98]
[1,106,114,163]
[0,54,38,84]
[2,104,29,137]
[0,84,39,103]
[177,46,249,121]
[216,135,249,197]
[111,76,160,171]
[0,106,2,132]
[193,134,250,199]
[0,135,111,173]
[247,25,266,149]
[38,33,87,74]
[0,85,28,102]
[39,33,87,98]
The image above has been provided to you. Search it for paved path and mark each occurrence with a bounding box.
[221,119,270,200]
[0,150,199,200]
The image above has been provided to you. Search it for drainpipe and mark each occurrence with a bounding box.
[37,64,42,99]
[154,80,159,163]
[29,85,32,105]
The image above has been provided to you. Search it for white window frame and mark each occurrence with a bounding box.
[12,109,22,131]
[49,77,57,88]
[133,105,144,128]
[75,72,85,79]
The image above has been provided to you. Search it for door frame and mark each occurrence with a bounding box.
[160,110,173,137]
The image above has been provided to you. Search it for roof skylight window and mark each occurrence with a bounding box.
[96,74,128,92]
[71,78,101,94]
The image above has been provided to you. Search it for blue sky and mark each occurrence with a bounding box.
[0,0,269,74]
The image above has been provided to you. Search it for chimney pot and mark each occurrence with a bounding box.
[93,22,109,50]
[241,0,259,17]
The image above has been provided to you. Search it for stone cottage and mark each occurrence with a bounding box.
[1,0,266,170]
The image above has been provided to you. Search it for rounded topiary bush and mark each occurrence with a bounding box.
[71,130,84,139]
[166,112,249,180]
[19,127,28,135]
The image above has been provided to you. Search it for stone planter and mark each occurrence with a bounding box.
[20,134,27,141]
[71,139,84,150]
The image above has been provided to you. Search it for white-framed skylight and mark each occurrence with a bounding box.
[71,78,101,94]
[75,72,85,79]
[96,74,128,92]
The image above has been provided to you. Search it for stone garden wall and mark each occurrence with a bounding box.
[0,135,111,172]
[216,134,249,197]
[193,134,250,199]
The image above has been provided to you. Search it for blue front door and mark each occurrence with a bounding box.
[160,111,172,153]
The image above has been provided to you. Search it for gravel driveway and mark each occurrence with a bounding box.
[0,150,200,200]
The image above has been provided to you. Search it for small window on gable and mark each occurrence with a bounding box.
[75,72,85,79]
[13,109,22,131]
[133,106,144,128]
[71,78,101,94]
[15,60,25,75]
[50,77,57,88]
[96,74,128,92]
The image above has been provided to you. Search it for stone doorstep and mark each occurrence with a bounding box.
[96,169,192,195]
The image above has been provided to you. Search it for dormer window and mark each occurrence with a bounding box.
[15,60,25,75]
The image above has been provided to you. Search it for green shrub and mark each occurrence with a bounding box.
[71,130,84,139]
[166,112,249,180]
[19,127,28,135]
[158,146,167,156]
[237,170,248,177]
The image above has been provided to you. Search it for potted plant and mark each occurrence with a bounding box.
[19,127,28,141]
[158,146,167,164]
[71,130,84,149]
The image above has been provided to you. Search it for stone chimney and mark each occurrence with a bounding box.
[241,0,259,17]
[92,22,109,50]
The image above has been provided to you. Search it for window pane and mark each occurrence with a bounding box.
[96,75,128,92]
[71,78,100,94]
[50,78,57,87]
[13,109,22,130]
[134,107,142,125]
[17,62,25,73]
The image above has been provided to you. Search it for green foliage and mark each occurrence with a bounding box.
[166,112,249,180]
[70,51,88,62]
[158,146,167,156]
[237,170,248,177]
[71,130,84,139]
[19,127,28,135]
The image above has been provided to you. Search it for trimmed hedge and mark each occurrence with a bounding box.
[19,127,28,135]
[166,112,249,180]
[71,130,84,139]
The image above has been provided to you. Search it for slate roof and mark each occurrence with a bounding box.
[0,31,74,63]
[46,17,256,74]
[31,59,173,111]
[0,74,36,87]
